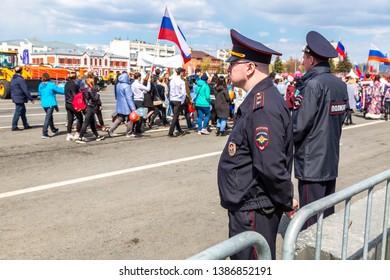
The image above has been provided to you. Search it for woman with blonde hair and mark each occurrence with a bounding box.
[75,76,105,143]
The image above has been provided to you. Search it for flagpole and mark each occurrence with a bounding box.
[366,43,371,75]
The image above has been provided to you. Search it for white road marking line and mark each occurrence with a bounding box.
[0,108,115,118]
[342,120,385,130]
[0,151,222,199]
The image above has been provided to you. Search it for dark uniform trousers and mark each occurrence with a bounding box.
[298,179,336,230]
[228,208,283,260]
[134,100,144,133]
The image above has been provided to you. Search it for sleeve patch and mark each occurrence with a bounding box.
[254,126,269,150]
[329,102,347,115]
[293,94,303,110]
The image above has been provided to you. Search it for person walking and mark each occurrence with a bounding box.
[345,77,358,125]
[167,68,187,137]
[218,29,297,260]
[293,31,349,230]
[75,77,105,143]
[64,70,84,141]
[10,66,35,131]
[214,76,230,136]
[131,72,151,135]
[107,73,137,137]
[195,74,212,135]
[38,73,64,139]
[149,76,169,127]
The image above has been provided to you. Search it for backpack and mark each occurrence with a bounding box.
[72,90,86,111]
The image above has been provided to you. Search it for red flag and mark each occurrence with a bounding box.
[158,7,191,63]
[336,41,347,59]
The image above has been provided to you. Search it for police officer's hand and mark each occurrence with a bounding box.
[31,100,35,104]
[285,198,299,219]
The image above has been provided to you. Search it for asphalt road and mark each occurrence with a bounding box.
[0,85,389,260]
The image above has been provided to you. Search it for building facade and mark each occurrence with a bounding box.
[216,49,230,73]
[184,50,221,75]
[29,50,128,77]
[1,38,225,76]
[0,39,128,76]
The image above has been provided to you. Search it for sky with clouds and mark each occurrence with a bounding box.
[1,0,390,64]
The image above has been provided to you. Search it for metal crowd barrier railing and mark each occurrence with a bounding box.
[187,231,271,260]
[282,169,390,260]
[188,170,390,260]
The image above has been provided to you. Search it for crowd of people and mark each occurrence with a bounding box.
[270,67,390,124]
[13,55,387,144]
[9,66,246,141]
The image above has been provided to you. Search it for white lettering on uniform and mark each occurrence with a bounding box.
[330,102,346,115]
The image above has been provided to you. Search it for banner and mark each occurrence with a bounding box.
[136,52,183,68]
[22,49,29,64]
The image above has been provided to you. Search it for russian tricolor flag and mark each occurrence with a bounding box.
[158,7,191,63]
[336,41,346,59]
[368,44,390,65]
[354,61,362,77]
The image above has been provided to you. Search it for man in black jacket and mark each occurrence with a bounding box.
[10,66,35,131]
[218,29,297,260]
[293,31,349,230]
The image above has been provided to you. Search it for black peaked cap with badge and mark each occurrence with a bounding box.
[303,31,338,59]
[226,29,282,64]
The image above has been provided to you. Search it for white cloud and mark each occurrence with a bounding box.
[1,0,390,63]
[259,32,269,37]
[279,38,288,43]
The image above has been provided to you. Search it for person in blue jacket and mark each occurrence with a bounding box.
[107,72,137,137]
[38,73,64,139]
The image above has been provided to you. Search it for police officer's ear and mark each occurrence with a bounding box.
[245,61,258,75]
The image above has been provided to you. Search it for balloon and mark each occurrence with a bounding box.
[229,90,235,100]
[136,107,148,117]
[129,111,140,122]
[188,103,195,113]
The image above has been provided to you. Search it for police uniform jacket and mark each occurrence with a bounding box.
[293,62,348,181]
[218,77,294,212]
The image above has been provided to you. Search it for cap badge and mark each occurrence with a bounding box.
[228,141,237,156]
[231,50,245,58]
[255,126,269,151]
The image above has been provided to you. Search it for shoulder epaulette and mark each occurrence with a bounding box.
[252,92,264,111]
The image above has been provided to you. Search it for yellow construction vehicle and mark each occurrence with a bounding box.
[0,50,35,99]
[104,70,117,85]
[0,50,71,99]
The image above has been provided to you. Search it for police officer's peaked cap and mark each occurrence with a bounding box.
[304,31,338,59]
[226,29,282,64]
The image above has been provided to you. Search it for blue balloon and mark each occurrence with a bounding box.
[136,107,148,117]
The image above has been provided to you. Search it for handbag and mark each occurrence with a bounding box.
[153,100,163,106]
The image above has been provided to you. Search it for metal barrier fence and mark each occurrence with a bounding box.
[187,231,271,260]
[188,170,390,260]
[282,169,390,260]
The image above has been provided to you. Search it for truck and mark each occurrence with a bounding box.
[0,50,72,99]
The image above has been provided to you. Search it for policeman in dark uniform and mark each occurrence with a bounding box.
[217,29,297,260]
[293,31,349,230]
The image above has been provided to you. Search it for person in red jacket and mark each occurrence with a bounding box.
[285,75,296,112]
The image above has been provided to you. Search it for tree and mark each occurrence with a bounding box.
[273,56,283,73]
[335,54,352,74]
[284,57,302,74]
[329,58,336,73]
[200,57,211,72]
